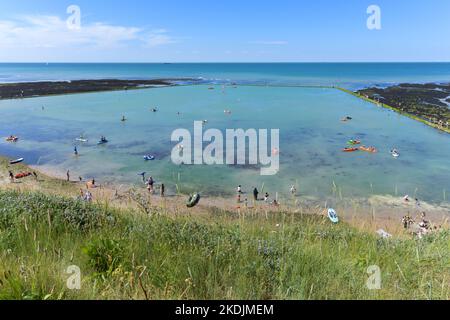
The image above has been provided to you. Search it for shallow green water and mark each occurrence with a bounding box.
[0,85,449,203]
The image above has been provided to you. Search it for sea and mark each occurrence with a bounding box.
[0,63,449,203]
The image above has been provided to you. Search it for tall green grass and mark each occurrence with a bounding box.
[0,190,448,300]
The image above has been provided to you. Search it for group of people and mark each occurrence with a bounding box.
[402,210,442,239]
[80,188,93,202]
[235,185,285,207]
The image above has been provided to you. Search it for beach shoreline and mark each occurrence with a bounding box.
[1,156,448,237]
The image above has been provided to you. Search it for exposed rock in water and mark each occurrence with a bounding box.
[357,82,450,126]
[0,78,196,100]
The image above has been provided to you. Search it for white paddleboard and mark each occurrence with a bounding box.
[327,208,339,223]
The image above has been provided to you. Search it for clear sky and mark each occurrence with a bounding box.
[0,0,449,62]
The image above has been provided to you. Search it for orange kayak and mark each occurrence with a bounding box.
[343,147,359,152]
[359,146,378,153]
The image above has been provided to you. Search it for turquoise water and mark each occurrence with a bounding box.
[0,84,449,203]
[2,63,450,89]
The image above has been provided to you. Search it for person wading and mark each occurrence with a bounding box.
[253,187,259,201]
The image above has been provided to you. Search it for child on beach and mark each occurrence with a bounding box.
[8,171,14,182]
[84,190,93,202]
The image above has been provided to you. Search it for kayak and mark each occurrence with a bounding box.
[186,193,201,208]
[343,147,359,152]
[327,208,339,224]
[9,158,24,165]
[144,155,155,161]
[347,140,361,145]
[15,172,32,179]
[359,146,378,153]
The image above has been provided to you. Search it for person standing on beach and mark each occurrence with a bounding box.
[66,170,70,182]
[160,183,165,197]
[8,171,14,183]
[290,185,297,195]
[253,187,259,201]
[146,176,154,193]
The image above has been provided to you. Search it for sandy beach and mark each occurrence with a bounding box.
[1,156,447,237]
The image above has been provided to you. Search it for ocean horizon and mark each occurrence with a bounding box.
[2,62,450,90]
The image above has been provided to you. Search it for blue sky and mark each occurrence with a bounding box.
[0,0,449,62]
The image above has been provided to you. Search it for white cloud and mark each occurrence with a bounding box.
[143,29,178,47]
[0,15,177,53]
[249,40,288,45]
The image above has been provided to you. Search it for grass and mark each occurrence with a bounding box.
[0,190,448,300]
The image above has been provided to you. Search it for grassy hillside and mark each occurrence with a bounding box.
[0,190,448,300]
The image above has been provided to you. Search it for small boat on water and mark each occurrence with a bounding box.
[341,116,353,122]
[391,149,400,158]
[76,135,88,142]
[343,147,359,152]
[359,146,378,153]
[144,155,155,161]
[5,136,19,142]
[98,136,108,145]
[10,158,24,165]
[347,139,361,145]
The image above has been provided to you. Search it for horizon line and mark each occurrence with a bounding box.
[1,61,450,64]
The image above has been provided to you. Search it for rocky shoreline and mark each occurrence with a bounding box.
[0,78,195,100]
[356,83,450,132]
